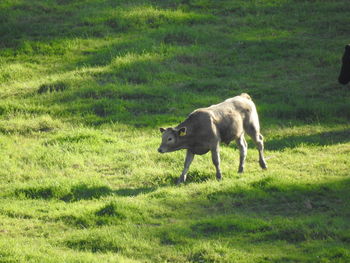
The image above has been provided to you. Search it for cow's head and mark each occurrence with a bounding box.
[338,44,350,85]
[158,127,187,153]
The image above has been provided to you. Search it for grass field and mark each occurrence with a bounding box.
[0,0,349,262]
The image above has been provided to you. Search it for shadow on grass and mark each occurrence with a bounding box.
[61,184,114,202]
[157,178,350,261]
[14,184,113,202]
[203,177,350,218]
[59,178,350,262]
[31,32,350,127]
[114,187,157,197]
[266,128,350,151]
[14,183,158,201]
[0,0,210,49]
[14,186,56,200]
[185,170,213,184]
[4,0,350,129]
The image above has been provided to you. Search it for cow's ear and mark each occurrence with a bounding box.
[346,44,350,50]
[178,127,187,136]
[160,128,166,133]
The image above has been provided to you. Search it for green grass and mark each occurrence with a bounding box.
[0,0,350,262]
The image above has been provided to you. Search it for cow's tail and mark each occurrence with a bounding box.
[240,93,251,100]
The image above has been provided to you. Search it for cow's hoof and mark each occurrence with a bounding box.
[176,179,185,185]
[216,174,222,181]
[259,159,267,169]
[238,167,244,173]
[260,163,267,170]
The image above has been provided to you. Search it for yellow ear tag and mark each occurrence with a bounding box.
[179,131,186,136]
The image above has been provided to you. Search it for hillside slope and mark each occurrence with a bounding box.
[0,0,349,262]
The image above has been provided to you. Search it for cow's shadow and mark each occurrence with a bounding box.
[266,128,350,151]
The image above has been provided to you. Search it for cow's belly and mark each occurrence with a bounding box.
[190,146,210,155]
[221,134,235,145]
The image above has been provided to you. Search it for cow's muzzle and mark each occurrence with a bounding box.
[158,148,164,153]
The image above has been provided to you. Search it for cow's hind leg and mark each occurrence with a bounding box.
[236,134,247,173]
[256,134,267,169]
[178,150,195,184]
[247,129,267,170]
[211,144,222,180]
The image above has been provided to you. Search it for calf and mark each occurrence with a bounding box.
[158,93,267,184]
[338,44,350,85]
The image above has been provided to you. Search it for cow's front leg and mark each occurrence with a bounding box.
[236,134,247,173]
[177,150,195,184]
[211,145,222,180]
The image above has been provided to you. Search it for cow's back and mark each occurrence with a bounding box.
[207,95,258,144]
[177,94,259,149]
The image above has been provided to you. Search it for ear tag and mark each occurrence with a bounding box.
[179,131,186,136]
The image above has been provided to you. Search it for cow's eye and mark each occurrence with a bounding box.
[168,138,172,142]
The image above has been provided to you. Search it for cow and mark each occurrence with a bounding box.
[158,93,267,184]
[338,44,350,85]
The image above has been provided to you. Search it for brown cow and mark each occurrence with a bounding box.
[158,93,267,184]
